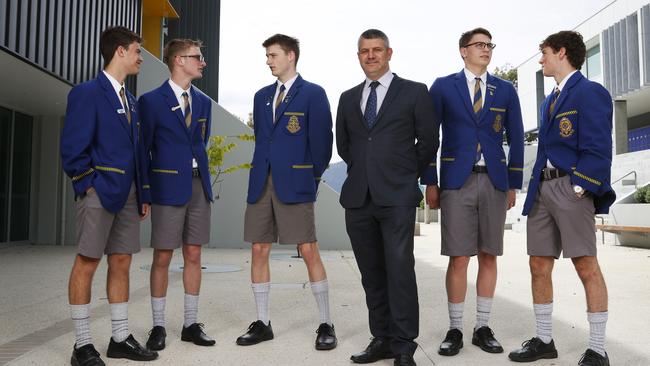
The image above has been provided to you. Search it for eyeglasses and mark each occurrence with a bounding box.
[463,42,496,50]
[180,54,205,62]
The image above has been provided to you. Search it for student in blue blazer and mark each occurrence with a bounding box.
[421,27,524,357]
[509,31,615,366]
[60,26,157,365]
[138,39,215,352]
[236,34,336,351]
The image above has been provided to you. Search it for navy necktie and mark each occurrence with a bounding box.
[364,81,380,128]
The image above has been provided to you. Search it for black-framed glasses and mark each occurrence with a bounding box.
[463,42,496,50]
[180,54,205,62]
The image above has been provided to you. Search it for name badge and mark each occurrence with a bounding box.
[117,108,125,114]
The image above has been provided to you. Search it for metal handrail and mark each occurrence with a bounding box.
[611,170,637,189]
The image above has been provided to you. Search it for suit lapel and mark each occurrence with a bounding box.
[549,71,582,121]
[160,80,189,134]
[540,93,554,136]
[98,72,132,139]
[353,81,365,129]
[372,75,404,129]
[453,70,476,120]
[189,86,201,138]
[274,75,304,126]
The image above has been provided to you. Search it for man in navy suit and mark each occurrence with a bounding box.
[337,29,437,366]
[60,26,157,365]
[138,38,215,351]
[236,34,336,350]
[509,31,615,366]
[422,27,524,357]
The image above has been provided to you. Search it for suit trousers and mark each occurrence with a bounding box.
[345,195,419,356]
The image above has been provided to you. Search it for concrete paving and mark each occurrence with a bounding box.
[1,223,649,365]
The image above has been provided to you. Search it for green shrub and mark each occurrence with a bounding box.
[634,185,650,203]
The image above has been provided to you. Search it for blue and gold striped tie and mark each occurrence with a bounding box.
[473,77,482,162]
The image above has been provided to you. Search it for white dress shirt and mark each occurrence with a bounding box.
[103,70,129,110]
[168,79,192,116]
[273,73,299,120]
[168,79,198,167]
[360,70,394,114]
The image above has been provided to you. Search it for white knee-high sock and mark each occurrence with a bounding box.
[534,302,553,344]
[151,296,166,328]
[448,301,464,331]
[587,311,608,357]
[70,304,92,348]
[252,282,270,325]
[110,302,129,343]
[310,279,332,325]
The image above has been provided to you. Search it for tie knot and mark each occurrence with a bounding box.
[553,87,560,96]
[475,77,481,82]
[279,84,286,93]
[369,81,380,89]
[119,87,125,96]
[182,91,189,98]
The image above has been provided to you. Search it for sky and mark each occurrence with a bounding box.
[218,0,614,160]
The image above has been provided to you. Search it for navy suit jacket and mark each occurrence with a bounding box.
[139,81,213,205]
[523,71,616,215]
[247,75,333,204]
[336,75,437,208]
[60,72,150,214]
[421,70,524,191]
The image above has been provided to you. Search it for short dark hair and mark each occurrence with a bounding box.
[100,26,142,68]
[459,27,492,48]
[539,31,586,70]
[163,38,203,71]
[262,34,300,67]
[358,29,390,48]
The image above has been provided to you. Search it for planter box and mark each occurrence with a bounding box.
[609,203,650,248]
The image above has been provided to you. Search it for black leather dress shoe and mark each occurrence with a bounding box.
[106,334,158,361]
[236,320,274,346]
[181,323,216,346]
[438,329,463,356]
[471,326,503,353]
[578,349,610,366]
[394,354,416,366]
[71,344,105,366]
[315,323,337,350]
[508,337,558,362]
[350,338,394,364]
[145,326,166,351]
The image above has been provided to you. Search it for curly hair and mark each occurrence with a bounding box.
[539,31,586,70]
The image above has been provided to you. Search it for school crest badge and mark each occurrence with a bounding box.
[559,117,574,138]
[493,114,503,133]
[286,115,301,134]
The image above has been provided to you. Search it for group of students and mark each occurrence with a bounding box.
[60,24,614,366]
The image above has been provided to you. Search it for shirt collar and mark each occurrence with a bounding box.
[365,69,394,88]
[557,70,578,92]
[168,79,192,99]
[102,70,125,96]
[277,73,299,92]
[464,68,487,84]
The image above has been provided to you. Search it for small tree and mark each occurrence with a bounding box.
[207,134,254,199]
[493,63,518,89]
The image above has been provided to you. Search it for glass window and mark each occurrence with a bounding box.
[587,45,602,79]
[9,112,33,242]
[0,107,10,242]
